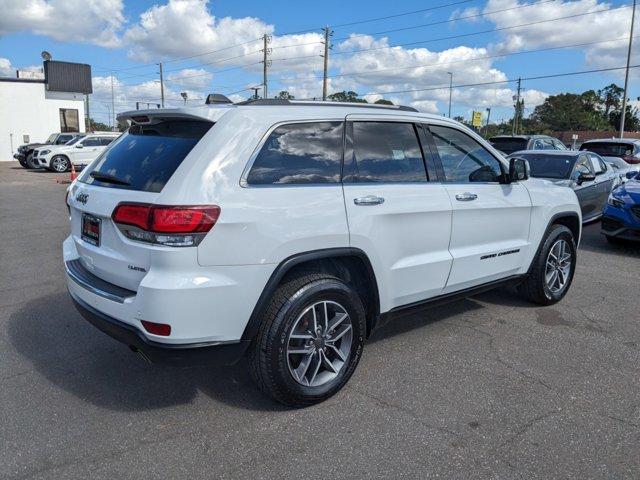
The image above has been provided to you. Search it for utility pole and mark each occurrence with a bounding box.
[485,107,491,136]
[110,73,115,131]
[447,72,453,118]
[512,77,522,136]
[321,27,333,101]
[159,62,165,108]
[620,0,636,138]
[85,94,90,131]
[262,34,271,99]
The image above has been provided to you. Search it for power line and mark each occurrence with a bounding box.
[333,4,632,56]
[272,35,638,83]
[359,64,640,97]
[334,0,557,41]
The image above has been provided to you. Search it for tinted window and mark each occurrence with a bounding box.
[82,137,102,147]
[346,122,427,183]
[552,139,567,150]
[431,126,504,183]
[57,135,74,144]
[246,122,343,185]
[516,153,577,179]
[580,142,634,158]
[100,137,115,146]
[80,120,212,193]
[575,155,595,176]
[489,137,528,154]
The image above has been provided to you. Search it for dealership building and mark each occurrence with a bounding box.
[0,61,92,161]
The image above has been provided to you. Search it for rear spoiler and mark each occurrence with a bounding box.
[117,106,233,126]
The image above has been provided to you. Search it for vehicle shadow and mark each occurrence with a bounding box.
[7,293,286,413]
[578,223,640,259]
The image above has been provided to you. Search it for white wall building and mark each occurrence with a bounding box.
[0,61,91,161]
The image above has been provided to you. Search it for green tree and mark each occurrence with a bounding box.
[274,91,295,100]
[609,104,640,132]
[530,92,609,131]
[87,118,110,132]
[597,83,624,116]
[327,91,367,103]
[374,98,394,105]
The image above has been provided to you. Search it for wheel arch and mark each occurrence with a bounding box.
[241,248,381,342]
[527,211,581,274]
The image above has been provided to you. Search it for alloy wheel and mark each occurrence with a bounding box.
[286,300,353,387]
[545,239,572,294]
[52,157,68,173]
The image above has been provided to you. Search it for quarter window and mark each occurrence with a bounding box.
[346,122,427,183]
[429,125,504,183]
[246,122,343,185]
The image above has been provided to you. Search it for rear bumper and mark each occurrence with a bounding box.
[70,292,250,366]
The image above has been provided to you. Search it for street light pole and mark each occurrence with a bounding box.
[485,107,491,136]
[620,0,636,138]
[447,72,453,118]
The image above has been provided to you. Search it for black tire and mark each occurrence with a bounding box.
[25,153,39,169]
[18,156,27,168]
[248,273,366,407]
[50,155,70,173]
[518,224,577,305]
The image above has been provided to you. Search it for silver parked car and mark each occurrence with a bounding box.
[602,156,640,183]
[489,135,567,155]
[508,150,619,223]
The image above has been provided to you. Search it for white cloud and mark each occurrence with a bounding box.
[449,6,482,22]
[0,58,14,77]
[167,68,213,90]
[0,0,125,47]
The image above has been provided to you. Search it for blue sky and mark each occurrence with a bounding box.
[1,0,637,125]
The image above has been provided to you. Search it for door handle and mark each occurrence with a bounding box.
[354,195,385,206]
[455,192,478,201]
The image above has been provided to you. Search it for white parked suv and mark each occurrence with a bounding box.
[64,99,581,406]
[37,132,120,172]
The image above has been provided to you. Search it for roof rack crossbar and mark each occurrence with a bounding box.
[235,98,418,112]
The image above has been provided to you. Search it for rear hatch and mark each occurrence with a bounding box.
[68,118,214,291]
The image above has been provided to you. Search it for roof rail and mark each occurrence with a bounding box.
[235,98,418,112]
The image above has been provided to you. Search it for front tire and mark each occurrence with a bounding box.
[248,274,366,407]
[518,224,576,305]
[25,153,39,169]
[50,155,70,173]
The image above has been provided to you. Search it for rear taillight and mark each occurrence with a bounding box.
[112,203,220,247]
[623,155,640,165]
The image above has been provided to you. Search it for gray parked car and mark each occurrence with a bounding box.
[489,135,567,155]
[508,150,619,223]
[602,156,640,183]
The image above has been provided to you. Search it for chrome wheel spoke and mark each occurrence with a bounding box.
[328,324,352,343]
[545,239,572,294]
[328,344,346,362]
[308,352,322,386]
[319,349,338,374]
[294,351,315,383]
[328,312,348,332]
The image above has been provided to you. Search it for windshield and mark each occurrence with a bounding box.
[80,120,213,192]
[580,142,635,158]
[515,153,577,179]
[489,138,528,154]
[46,134,57,143]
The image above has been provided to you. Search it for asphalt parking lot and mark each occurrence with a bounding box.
[1,162,639,479]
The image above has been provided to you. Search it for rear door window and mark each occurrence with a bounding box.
[245,122,343,185]
[344,122,427,183]
[82,137,102,147]
[99,137,115,146]
[80,120,213,193]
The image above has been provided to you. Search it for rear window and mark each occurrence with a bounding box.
[489,137,528,154]
[580,142,635,157]
[246,122,343,185]
[80,120,212,193]
[516,153,577,179]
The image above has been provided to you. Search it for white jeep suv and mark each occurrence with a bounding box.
[64,99,581,406]
[38,132,120,172]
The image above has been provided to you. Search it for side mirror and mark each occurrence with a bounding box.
[75,144,83,148]
[626,171,638,180]
[508,157,530,182]
[576,172,596,185]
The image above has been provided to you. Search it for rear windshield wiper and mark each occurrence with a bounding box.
[90,171,130,186]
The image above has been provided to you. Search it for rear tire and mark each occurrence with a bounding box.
[248,273,366,407]
[18,156,27,168]
[518,224,576,305]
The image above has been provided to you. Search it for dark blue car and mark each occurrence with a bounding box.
[601,172,640,243]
